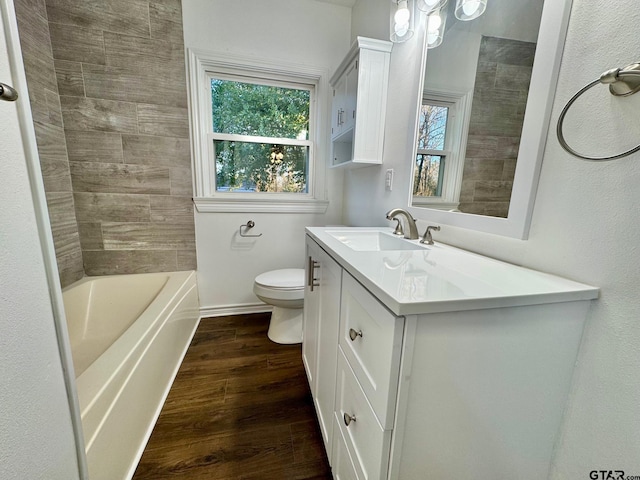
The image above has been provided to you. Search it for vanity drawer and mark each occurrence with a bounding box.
[335,350,392,480]
[332,415,359,480]
[339,272,404,428]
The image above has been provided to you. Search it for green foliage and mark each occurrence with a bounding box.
[212,79,310,193]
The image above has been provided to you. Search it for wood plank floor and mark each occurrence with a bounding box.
[132,313,332,480]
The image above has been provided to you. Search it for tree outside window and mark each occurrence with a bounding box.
[211,78,312,193]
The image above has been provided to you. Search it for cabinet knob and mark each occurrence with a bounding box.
[349,328,363,341]
[343,412,356,427]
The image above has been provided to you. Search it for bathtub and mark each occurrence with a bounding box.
[63,271,200,480]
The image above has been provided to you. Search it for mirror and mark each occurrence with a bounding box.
[407,0,574,239]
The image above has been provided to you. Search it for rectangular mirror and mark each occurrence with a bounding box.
[407,0,574,239]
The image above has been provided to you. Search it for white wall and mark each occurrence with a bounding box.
[183,0,351,310]
[345,0,640,475]
[0,8,80,478]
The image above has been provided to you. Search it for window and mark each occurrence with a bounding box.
[415,103,449,198]
[412,90,471,210]
[211,77,312,194]
[188,50,328,213]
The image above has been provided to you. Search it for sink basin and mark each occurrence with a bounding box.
[327,231,426,251]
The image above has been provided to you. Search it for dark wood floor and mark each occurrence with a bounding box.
[132,313,332,480]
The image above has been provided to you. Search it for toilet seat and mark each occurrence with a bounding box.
[254,269,305,290]
[254,269,304,301]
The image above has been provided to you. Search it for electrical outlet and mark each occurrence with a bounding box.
[385,169,394,191]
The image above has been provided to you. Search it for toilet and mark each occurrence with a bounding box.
[253,269,305,344]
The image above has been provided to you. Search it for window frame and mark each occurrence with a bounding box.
[187,49,329,213]
[412,89,472,211]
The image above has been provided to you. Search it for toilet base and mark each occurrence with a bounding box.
[267,306,303,344]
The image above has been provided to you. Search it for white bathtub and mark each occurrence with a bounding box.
[63,271,200,480]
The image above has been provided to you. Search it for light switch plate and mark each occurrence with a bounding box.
[385,169,394,191]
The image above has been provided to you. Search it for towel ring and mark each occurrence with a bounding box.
[557,62,640,161]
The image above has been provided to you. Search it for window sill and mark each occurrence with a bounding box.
[194,197,329,214]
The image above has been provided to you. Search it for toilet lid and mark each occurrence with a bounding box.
[255,269,305,290]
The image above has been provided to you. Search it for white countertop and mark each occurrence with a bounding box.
[306,227,599,316]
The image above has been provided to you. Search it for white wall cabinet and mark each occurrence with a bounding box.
[330,37,392,168]
[303,232,595,479]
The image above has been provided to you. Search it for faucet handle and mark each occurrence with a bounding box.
[420,225,441,245]
[392,218,404,236]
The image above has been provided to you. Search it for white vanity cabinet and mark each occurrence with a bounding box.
[303,228,599,480]
[302,238,342,460]
[330,37,392,168]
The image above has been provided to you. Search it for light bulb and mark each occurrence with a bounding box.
[417,0,447,13]
[427,13,442,31]
[394,0,410,24]
[427,31,439,45]
[395,21,409,37]
[455,0,486,20]
[462,0,480,16]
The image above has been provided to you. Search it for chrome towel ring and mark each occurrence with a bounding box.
[557,62,640,161]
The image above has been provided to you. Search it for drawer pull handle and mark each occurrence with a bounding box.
[349,328,363,341]
[307,257,320,291]
[343,412,356,426]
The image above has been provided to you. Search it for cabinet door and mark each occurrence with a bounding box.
[303,236,342,463]
[314,245,342,460]
[331,74,347,140]
[343,58,358,134]
[302,239,320,391]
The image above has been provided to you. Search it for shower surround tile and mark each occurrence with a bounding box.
[101,222,195,250]
[48,23,105,64]
[122,135,191,166]
[82,64,188,108]
[45,0,151,38]
[149,0,184,43]
[60,96,138,133]
[54,60,85,97]
[73,193,151,223]
[17,0,195,280]
[149,195,194,223]
[15,0,84,287]
[83,250,179,275]
[70,162,171,195]
[136,104,189,138]
[65,131,124,163]
[460,36,535,218]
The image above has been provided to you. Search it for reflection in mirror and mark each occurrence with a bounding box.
[411,0,544,218]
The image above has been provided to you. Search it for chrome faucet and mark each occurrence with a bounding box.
[385,208,419,240]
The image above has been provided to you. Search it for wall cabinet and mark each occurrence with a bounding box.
[303,232,596,479]
[329,37,392,168]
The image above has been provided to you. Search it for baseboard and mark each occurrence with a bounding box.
[200,303,273,318]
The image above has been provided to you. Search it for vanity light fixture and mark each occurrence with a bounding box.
[426,8,447,49]
[391,0,416,43]
[416,0,448,14]
[454,0,487,21]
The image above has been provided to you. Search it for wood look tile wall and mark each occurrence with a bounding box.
[15,0,84,287]
[16,0,196,282]
[459,36,536,218]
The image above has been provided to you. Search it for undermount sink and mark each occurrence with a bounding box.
[327,231,426,251]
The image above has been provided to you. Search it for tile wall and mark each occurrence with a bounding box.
[14,0,84,287]
[16,0,196,283]
[458,36,536,218]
